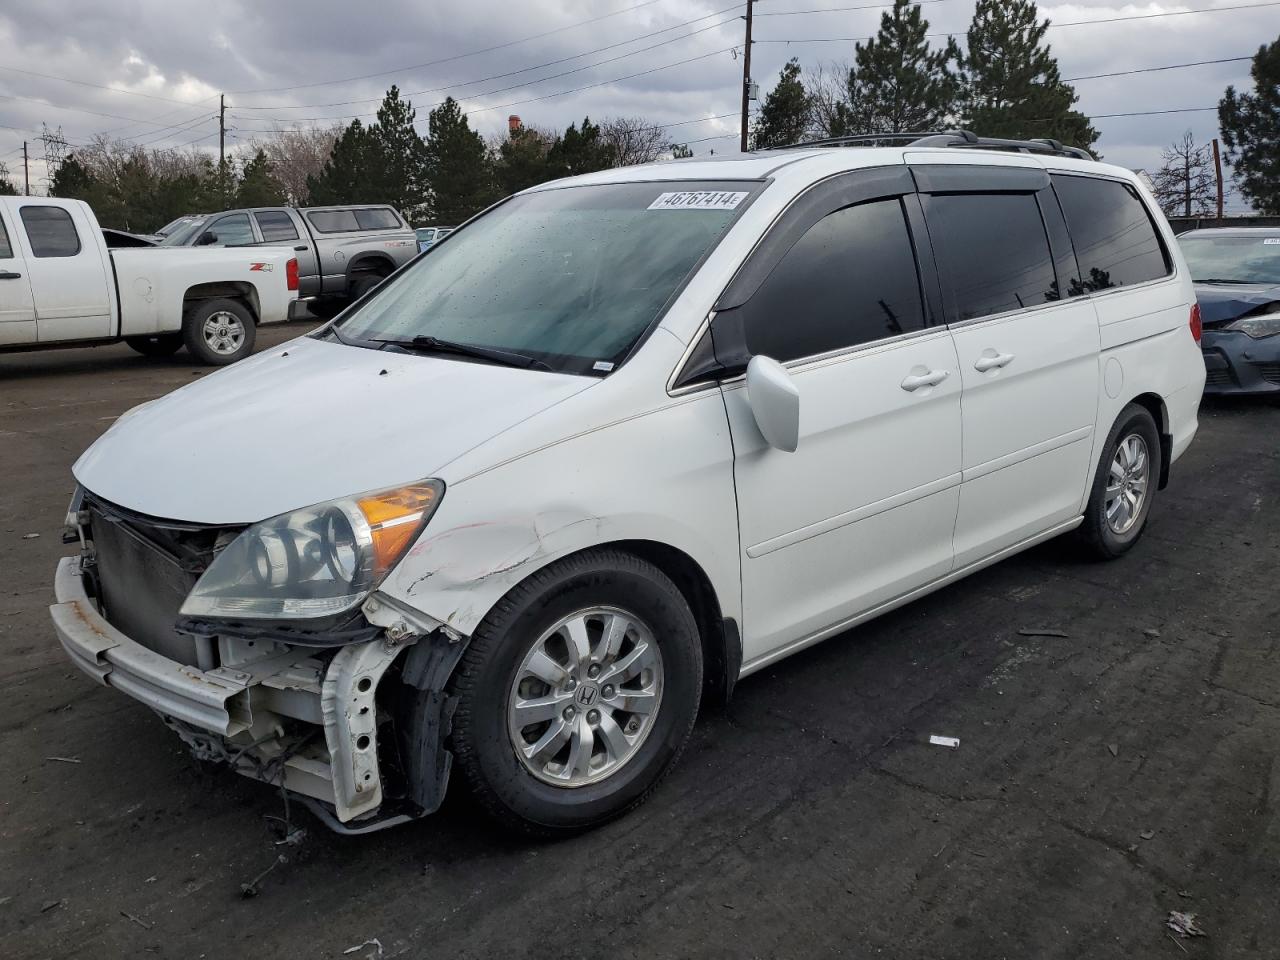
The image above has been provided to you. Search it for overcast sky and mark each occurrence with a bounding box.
[0,0,1273,211]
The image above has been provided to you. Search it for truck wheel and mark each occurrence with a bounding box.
[1077,403,1162,559]
[450,549,703,837]
[182,299,256,366]
[348,273,384,301]
[125,334,182,358]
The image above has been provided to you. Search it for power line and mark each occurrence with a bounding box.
[234,5,743,112]
[755,0,1280,43]
[0,64,212,107]
[228,0,670,95]
[230,15,744,123]
[1063,57,1252,83]
[1092,107,1218,120]
[756,0,944,15]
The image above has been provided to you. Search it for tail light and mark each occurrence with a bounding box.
[286,258,299,292]
[1189,302,1202,343]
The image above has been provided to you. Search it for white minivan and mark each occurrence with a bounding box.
[51,134,1206,835]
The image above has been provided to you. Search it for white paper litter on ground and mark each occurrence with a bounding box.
[929,735,960,749]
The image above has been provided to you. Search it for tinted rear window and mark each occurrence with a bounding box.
[255,210,299,242]
[21,206,81,257]
[354,208,400,230]
[923,193,1057,321]
[1054,175,1170,292]
[307,210,361,233]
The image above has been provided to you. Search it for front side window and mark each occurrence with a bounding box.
[1178,234,1280,284]
[20,206,81,258]
[924,192,1057,322]
[203,213,255,247]
[333,181,760,375]
[739,198,926,362]
[254,210,299,243]
[1054,175,1170,292]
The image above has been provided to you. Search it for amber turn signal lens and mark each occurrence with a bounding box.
[356,483,439,572]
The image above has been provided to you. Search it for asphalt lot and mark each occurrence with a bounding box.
[2,323,1278,959]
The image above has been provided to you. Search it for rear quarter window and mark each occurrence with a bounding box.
[0,214,12,258]
[20,205,81,257]
[1053,175,1171,292]
[306,209,361,233]
[354,208,401,230]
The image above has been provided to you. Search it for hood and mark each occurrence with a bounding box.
[1194,282,1280,327]
[74,336,595,524]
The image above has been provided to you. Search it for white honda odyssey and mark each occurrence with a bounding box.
[51,134,1206,835]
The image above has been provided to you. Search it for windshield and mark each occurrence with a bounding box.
[156,216,198,237]
[1179,235,1280,284]
[159,216,210,247]
[332,181,760,374]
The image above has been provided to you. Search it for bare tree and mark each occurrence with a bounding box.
[805,60,853,138]
[1152,131,1216,218]
[599,117,668,167]
[248,124,342,204]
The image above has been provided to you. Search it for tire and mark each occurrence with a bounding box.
[450,549,703,836]
[124,334,182,357]
[347,273,384,301]
[1077,403,1162,559]
[181,298,256,366]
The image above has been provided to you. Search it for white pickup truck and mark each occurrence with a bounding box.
[0,197,298,365]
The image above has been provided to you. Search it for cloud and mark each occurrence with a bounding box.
[0,0,1271,210]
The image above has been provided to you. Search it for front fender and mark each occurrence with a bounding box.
[375,390,742,637]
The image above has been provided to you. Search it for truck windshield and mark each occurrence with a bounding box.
[331,181,761,375]
[159,217,210,247]
[1179,235,1280,285]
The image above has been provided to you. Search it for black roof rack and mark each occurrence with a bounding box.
[771,129,1093,161]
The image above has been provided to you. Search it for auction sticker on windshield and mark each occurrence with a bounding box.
[648,191,748,211]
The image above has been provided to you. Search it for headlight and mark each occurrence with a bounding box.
[1226,306,1280,339]
[181,480,443,621]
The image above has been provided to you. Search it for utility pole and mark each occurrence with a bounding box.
[22,141,29,196]
[219,94,226,171]
[1211,137,1224,221]
[739,0,753,153]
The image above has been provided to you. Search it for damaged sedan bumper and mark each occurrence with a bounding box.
[50,555,460,831]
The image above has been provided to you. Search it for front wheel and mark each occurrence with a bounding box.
[124,334,182,358]
[182,298,256,366]
[1078,403,1162,559]
[450,550,703,836]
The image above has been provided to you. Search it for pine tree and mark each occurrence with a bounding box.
[841,0,961,134]
[422,97,497,224]
[236,150,286,208]
[306,120,374,205]
[494,126,556,196]
[961,0,1097,149]
[753,59,811,148]
[366,86,428,217]
[547,117,615,177]
[1219,38,1280,215]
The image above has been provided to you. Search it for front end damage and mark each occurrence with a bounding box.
[49,494,467,833]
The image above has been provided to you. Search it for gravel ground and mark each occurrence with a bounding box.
[2,325,1277,959]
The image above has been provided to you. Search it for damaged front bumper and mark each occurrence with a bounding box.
[50,555,462,831]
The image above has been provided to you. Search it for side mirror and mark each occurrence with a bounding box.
[195,232,217,246]
[745,355,800,452]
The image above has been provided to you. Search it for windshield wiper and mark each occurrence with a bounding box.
[372,335,554,371]
[1195,278,1257,285]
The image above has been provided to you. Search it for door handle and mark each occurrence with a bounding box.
[900,369,949,392]
[0,270,21,280]
[293,245,308,251]
[974,351,1015,372]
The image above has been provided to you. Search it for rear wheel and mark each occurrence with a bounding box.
[1078,403,1161,559]
[181,298,256,366]
[347,273,384,301]
[124,334,182,358]
[450,550,703,836]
